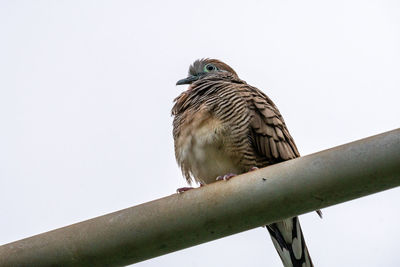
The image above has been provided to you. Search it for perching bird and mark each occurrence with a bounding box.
[172,58,315,267]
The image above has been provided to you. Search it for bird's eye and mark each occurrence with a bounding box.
[204,64,217,72]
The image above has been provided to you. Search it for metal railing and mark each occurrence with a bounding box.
[0,129,399,266]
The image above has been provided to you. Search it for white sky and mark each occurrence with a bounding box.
[1,1,399,266]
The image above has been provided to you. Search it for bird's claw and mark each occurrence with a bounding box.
[216,173,237,181]
[176,183,206,194]
[176,187,194,194]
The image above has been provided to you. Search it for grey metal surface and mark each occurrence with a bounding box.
[0,129,399,266]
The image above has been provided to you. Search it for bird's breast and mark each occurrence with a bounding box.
[175,109,242,184]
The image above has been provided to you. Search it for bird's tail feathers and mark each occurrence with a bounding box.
[266,217,314,267]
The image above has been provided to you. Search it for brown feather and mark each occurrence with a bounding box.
[172,59,313,267]
[269,137,279,159]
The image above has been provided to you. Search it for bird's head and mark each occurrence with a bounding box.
[176,58,238,85]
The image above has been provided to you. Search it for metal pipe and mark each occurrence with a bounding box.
[1,129,399,266]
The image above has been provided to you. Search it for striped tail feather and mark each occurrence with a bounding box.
[266,217,314,267]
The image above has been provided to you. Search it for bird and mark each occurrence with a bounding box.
[172,58,316,267]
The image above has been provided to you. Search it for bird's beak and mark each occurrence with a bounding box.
[176,75,199,85]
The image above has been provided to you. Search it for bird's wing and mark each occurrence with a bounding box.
[243,86,300,162]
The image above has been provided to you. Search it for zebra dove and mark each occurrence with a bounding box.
[172,58,315,267]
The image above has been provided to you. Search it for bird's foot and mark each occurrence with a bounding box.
[216,173,237,181]
[176,187,194,194]
[249,166,259,172]
[176,183,205,194]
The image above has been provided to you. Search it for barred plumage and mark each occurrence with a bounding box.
[172,59,315,267]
